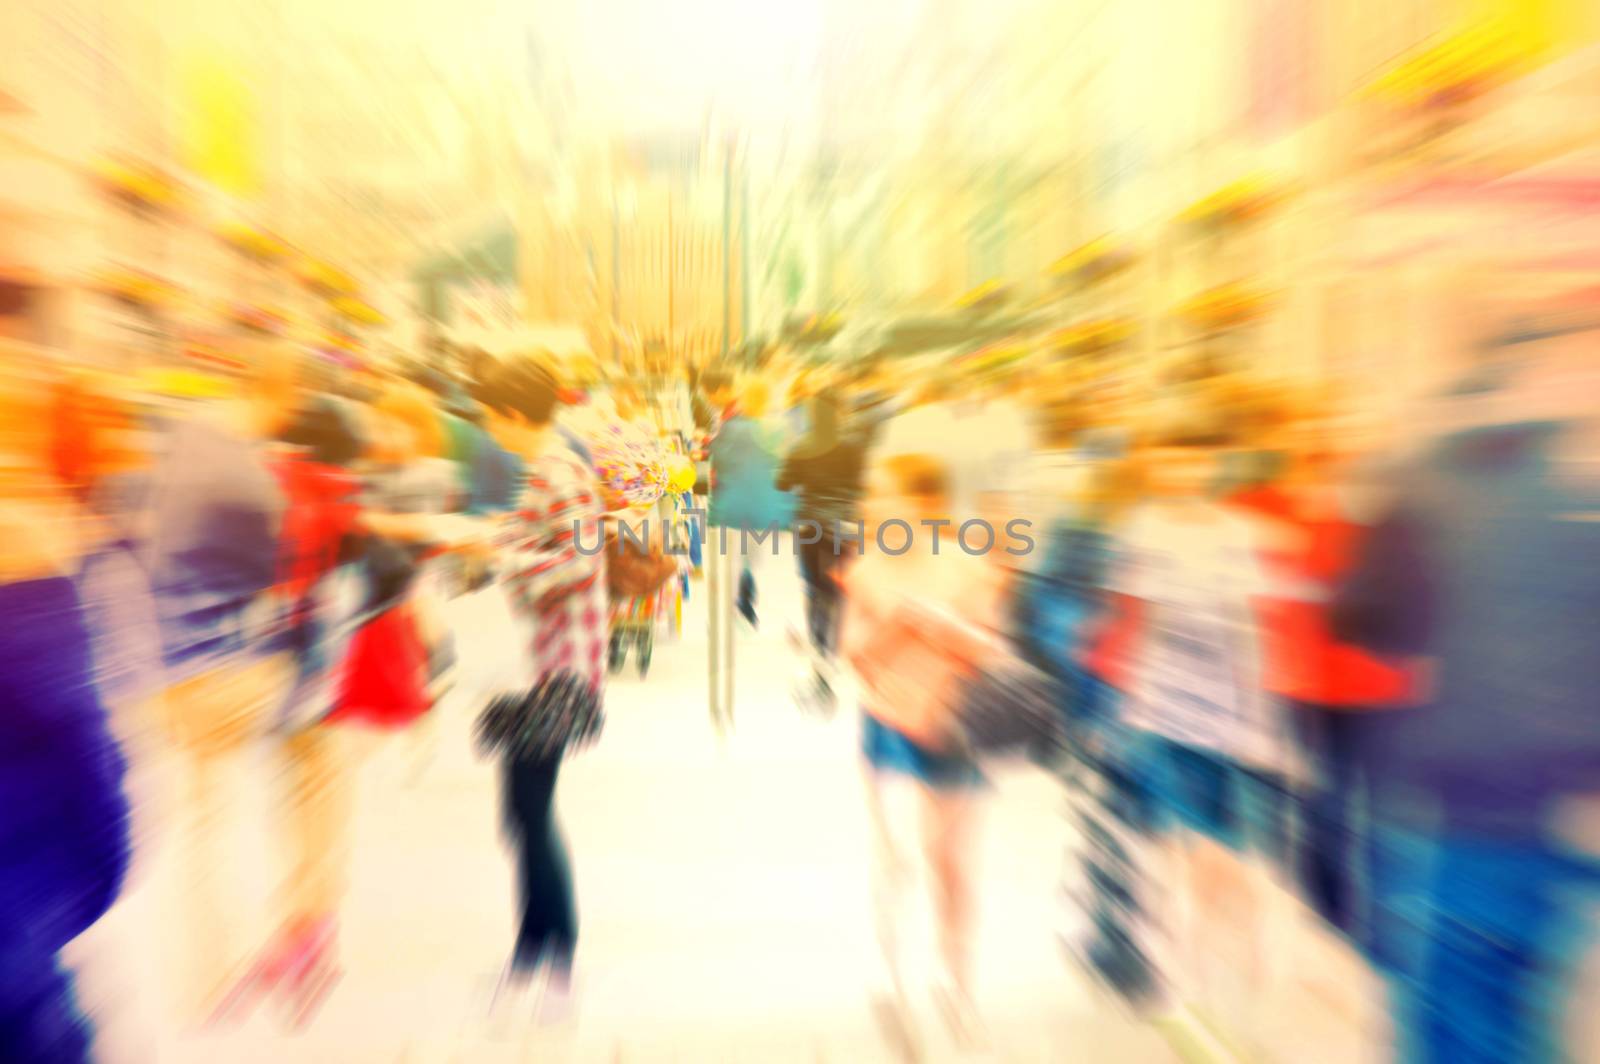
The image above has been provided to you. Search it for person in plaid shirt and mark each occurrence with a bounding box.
[478,355,606,1024]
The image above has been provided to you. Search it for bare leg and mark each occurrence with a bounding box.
[176,746,238,1020]
[863,767,910,1002]
[923,784,985,1048]
[268,724,353,1026]
[281,725,351,927]
[863,766,920,1060]
[163,654,292,1020]
[922,786,979,1001]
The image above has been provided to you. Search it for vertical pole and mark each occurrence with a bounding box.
[611,191,620,364]
[720,534,735,729]
[721,139,732,362]
[710,138,736,733]
[707,519,724,732]
[668,171,676,357]
[739,142,749,349]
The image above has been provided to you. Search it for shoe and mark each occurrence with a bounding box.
[487,965,536,1038]
[277,916,342,1031]
[535,968,578,1027]
[737,570,758,628]
[791,676,816,714]
[792,671,837,718]
[207,915,340,1030]
[205,947,280,1028]
[814,673,837,715]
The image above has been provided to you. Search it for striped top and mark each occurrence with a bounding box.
[498,438,609,695]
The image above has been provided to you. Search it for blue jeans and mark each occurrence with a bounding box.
[1375,830,1600,1064]
[861,714,984,790]
[503,757,576,972]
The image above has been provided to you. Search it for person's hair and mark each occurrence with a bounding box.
[282,394,364,467]
[450,400,485,427]
[880,452,950,502]
[787,370,812,403]
[478,354,561,426]
[373,385,445,459]
[811,386,841,423]
[463,346,494,381]
[403,362,448,397]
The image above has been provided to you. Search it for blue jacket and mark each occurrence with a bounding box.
[1333,418,1600,835]
[707,416,795,532]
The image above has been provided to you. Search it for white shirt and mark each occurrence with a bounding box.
[1111,501,1289,773]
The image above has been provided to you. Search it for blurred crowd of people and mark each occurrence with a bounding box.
[1,274,1596,1060]
[696,287,1599,1062]
[0,334,699,1056]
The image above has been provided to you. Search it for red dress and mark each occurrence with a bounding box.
[321,461,453,730]
[327,601,431,729]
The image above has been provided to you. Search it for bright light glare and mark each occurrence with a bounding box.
[574,0,824,135]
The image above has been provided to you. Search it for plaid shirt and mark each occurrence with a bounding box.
[499,441,608,695]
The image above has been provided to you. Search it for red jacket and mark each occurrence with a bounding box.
[1241,486,1416,708]
[271,456,362,603]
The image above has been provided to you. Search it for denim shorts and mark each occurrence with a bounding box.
[1146,737,1291,857]
[862,713,985,790]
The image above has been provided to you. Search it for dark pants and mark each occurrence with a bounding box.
[502,758,576,973]
[1289,703,1371,939]
[797,535,846,658]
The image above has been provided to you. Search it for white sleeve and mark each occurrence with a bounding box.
[1106,513,1155,599]
[1227,512,1278,600]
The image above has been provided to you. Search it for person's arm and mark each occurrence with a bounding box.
[839,563,901,690]
[470,447,524,515]
[775,447,808,494]
[355,509,434,543]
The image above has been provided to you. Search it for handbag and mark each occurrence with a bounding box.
[474,671,604,762]
[606,531,679,599]
[951,657,1071,766]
